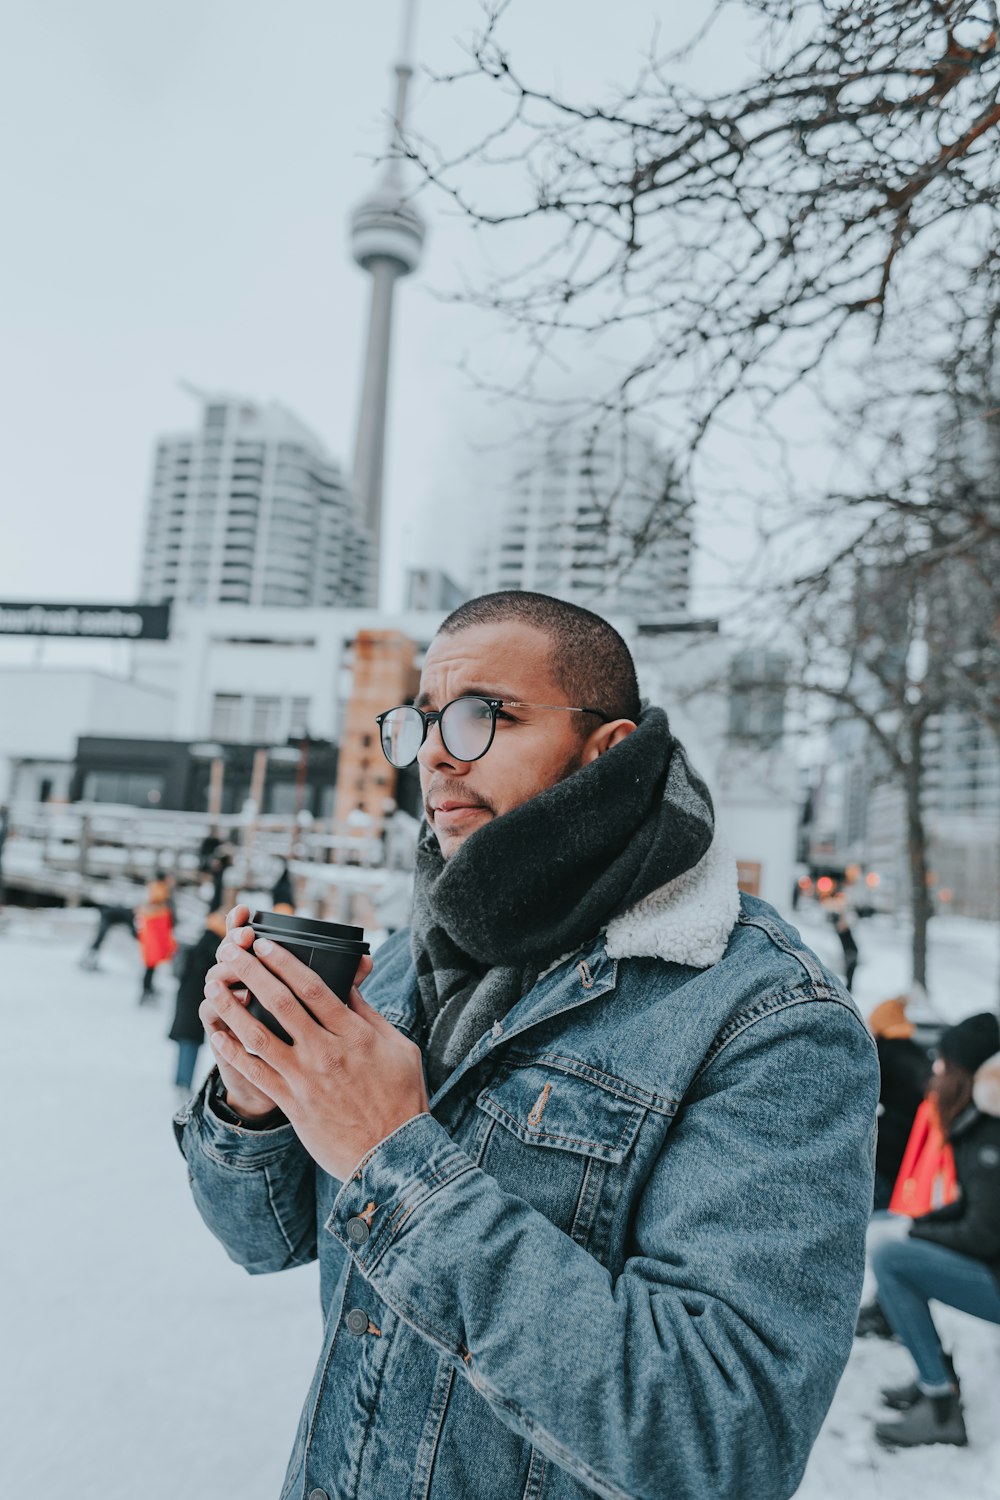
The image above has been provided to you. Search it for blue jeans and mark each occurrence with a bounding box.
[871,1234,1000,1388]
[175,1039,201,1091]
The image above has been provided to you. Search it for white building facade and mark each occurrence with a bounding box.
[472,429,692,620]
[128,604,445,748]
[0,668,174,803]
[139,395,374,610]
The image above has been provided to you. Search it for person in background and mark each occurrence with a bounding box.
[872,1013,1000,1450]
[856,1011,960,1341]
[868,994,933,1210]
[137,876,177,1004]
[830,892,859,991]
[170,909,227,1105]
[198,831,233,910]
[79,902,137,970]
[271,859,295,914]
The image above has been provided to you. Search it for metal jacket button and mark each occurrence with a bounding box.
[346,1307,370,1336]
[346,1215,371,1245]
[307,1490,330,1500]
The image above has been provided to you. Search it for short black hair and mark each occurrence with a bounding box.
[437,591,641,724]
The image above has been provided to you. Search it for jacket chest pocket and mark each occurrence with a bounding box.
[474,1064,646,1261]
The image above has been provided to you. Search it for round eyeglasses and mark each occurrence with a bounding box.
[375,696,608,769]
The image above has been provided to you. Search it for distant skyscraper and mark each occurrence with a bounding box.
[349,0,426,605]
[472,428,693,619]
[139,394,373,608]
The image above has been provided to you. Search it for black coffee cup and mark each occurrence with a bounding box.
[245,910,370,1044]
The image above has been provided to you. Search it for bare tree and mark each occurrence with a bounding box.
[780,382,1000,992]
[413,1,1000,462]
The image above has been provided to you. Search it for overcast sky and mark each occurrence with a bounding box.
[1,0,772,632]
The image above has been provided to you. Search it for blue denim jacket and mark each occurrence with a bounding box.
[177,881,877,1500]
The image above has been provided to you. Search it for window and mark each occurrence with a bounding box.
[289,697,311,738]
[211,694,243,741]
[250,696,282,742]
[82,771,165,807]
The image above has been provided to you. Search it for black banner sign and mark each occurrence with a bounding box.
[0,602,171,640]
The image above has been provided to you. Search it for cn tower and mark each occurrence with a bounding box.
[350,0,426,606]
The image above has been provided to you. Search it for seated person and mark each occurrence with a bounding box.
[870,1013,1000,1450]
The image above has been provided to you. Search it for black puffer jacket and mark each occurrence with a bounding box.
[909,1056,1000,1281]
[875,1036,931,1184]
[168,928,217,1044]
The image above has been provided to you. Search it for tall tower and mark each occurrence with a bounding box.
[350,0,426,605]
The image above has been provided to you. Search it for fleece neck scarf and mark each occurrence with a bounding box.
[409,706,714,1091]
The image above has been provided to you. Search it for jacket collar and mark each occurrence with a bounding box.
[425,834,740,1110]
[419,834,740,1116]
[604,830,740,969]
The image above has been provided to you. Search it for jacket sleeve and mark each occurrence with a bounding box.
[910,1124,1000,1260]
[327,998,878,1500]
[175,1075,319,1274]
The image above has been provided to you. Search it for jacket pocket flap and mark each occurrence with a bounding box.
[477,1066,645,1163]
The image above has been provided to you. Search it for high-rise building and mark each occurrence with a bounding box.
[472,428,692,619]
[139,395,373,609]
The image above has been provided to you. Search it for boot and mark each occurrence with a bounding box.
[882,1353,958,1411]
[855,1299,894,1339]
[78,952,100,971]
[875,1391,967,1449]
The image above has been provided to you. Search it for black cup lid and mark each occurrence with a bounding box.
[250,910,365,944]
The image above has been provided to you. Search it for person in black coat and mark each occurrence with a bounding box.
[872,1012,1000,1450]
[867,995,933,1210]
[170,909,227,1101]
[271,859,295,912]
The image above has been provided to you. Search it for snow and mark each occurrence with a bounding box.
[2,902,999,1499]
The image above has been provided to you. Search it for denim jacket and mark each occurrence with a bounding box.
[176,839,877,1500]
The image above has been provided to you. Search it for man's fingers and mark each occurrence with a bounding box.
[346,983,399,1039]
[247,938,357,1035]
[218,921,254,961]
[209,976,294,1064]
[226,904,250,934]
[209,1028,283,1101]
[213,946,326,1045]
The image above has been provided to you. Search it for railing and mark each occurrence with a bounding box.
[0,800,415,914]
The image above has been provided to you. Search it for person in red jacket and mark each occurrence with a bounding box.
[136,876,177,1005]
[868,994,933,1211]
[871,1012,1000,1450]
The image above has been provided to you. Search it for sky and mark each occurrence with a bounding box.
[0,0,783,633]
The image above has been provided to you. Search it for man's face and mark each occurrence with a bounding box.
[416,621,597,859]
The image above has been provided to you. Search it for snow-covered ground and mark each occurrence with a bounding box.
[2,902,998,1499]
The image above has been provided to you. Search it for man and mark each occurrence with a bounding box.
[176,591,878,1500]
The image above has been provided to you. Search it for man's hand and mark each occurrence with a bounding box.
[202,921,428,1179]
[198,904,281,1121]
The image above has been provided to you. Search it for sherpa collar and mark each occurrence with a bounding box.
[604,831,740,970]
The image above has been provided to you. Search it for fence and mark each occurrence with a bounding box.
[0,800,412,922]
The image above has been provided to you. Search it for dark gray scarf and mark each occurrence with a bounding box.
[410,706,713,1091]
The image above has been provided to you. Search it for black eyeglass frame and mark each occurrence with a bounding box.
[374,696,608,768]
